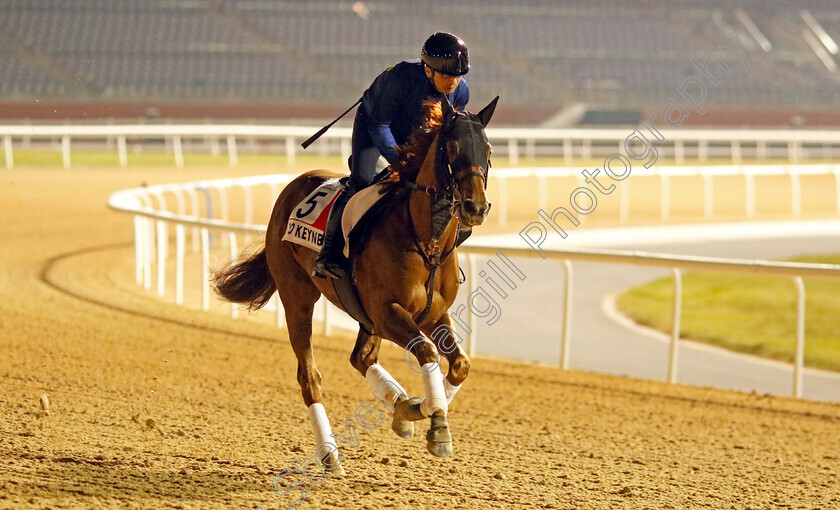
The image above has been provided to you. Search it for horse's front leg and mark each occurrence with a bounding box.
[412,312,470,457]
[348,326,415,439]
[377,303,452,456]
[425,312,470,405]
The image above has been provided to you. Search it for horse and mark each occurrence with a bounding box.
[212,96,498,475]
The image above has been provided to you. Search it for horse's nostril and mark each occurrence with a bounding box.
[463,200,478,215]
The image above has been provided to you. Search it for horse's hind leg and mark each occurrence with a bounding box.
[349,328,414,438]
[271,249,345,476]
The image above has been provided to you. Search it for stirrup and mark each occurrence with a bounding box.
[312,259,345,280]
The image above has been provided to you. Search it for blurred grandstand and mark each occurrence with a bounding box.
[1,0,839,126]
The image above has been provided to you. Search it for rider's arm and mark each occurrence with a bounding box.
[367,72,403,165]
[368,124,399,165]
[452,77,469,111]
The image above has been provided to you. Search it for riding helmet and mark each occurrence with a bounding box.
[421,32,469,76]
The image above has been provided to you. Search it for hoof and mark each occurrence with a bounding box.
[322,452,346,477]
[394,396,425,422]
[425,412,452,458]
[427,441,453,457]
[391,416,414,438]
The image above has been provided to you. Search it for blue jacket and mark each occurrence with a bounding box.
[360,59,469,164]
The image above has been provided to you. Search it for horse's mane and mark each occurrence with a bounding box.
[392,100,443,180]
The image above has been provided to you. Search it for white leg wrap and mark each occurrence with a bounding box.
[443,376,461,404]
[420,363,448,416]
[365,364,408,409]
[308,403,338,456]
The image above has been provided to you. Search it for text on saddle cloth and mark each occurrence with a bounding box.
[281,178,387,253]
[282,178,343,251]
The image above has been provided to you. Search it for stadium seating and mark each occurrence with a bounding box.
[0,0,839,116]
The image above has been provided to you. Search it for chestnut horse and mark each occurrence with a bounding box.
[213,96,498,474]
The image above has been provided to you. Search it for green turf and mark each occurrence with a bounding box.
[0,149,349,169]
[3,148,836,169]
[616,255,840,371]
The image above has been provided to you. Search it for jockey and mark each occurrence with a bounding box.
[313,32,470,279]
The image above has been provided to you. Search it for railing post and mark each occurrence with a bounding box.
[508,138,519,165]
[175,224,185,305]
[143,218,153,290]
[209,136,221,156]
[582,139,591,160]
[61,135,71,169]
[674,139,684,165]
[698,139,708,162]
[286,137,296,167]
[134,216,144,285]
[228,232,238,319]
[793,277,805,399]
[156,220,167,296]
[226,135,239,167]
[537,174,548,213]
[560,260,573,369]
[117,135,128,168]
[4,135,14,169]
[188,188,200,252]
[790,170,801,217]
[731,140,741,164]
[200,227,210,311]
[668,268,682,384]
[173,135,184,168]
[467,254,477,358]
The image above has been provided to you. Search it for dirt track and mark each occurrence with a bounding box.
[2,166,840,510]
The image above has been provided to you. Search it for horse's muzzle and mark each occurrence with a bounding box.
[460,198,490,227]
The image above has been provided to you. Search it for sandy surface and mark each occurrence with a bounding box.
[2,166,840,510]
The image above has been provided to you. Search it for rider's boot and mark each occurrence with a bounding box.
[312,189,352,279]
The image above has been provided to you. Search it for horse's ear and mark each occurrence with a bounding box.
[476,96,499,127]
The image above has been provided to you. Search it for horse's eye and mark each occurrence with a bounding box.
[446,140,460,159]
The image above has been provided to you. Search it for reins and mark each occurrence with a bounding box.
[400,115,488,325]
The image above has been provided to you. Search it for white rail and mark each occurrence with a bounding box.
[107,170,840,399]
[5,124,840,169]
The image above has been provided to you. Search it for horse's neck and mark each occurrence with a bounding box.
[415,137,440,188]
[408,136,458,246]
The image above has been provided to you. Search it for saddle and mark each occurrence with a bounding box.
[328,175,403,333]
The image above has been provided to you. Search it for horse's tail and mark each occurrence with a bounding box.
[212,246,277,312]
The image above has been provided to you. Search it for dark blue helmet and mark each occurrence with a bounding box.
[421,32,469,76]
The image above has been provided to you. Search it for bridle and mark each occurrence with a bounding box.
[400,110,491,325]
[402,111,490,201]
